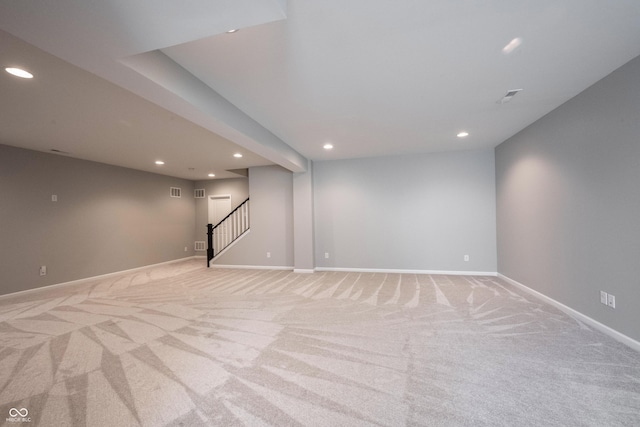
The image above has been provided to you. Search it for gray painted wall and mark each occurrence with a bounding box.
[314,150,497,272]
[193,177,249,244]
[0,144,195,295]
[213,165,294,267]
[496,56,640,342]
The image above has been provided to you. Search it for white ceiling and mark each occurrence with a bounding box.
[0,30,272,180]
[2,1,640,179]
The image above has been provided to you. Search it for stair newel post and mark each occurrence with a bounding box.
[206,223,214,268]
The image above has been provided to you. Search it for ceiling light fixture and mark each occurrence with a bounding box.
[502,37,523,54]
[233,153,243,158]
[5,67,33,79]
[226,29,239,34]
[155,160,165,165]
[457,132,469,138]
[208,173,215,177]
[323,143,334,150]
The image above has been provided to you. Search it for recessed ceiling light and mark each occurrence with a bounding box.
[502,37,523,54]
[227,29,239,33]
[457,132,469,138]
[208,173,215,177]
[233,153,243,158]
[323,143,334,150]
[5,67,33,79]
[155,160,165,165]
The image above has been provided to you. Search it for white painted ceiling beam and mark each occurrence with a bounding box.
[121,50,307,172]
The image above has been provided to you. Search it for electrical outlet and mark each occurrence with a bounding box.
[184,246,188,252]
[600,291,608,305]
[607,294,616,309]
[51,195,57,202]
[463,254,470,262]
[39,266,47,276]
[324,252,329,259]
[266,252,271,258]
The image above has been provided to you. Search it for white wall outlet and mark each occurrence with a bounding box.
[607,294,616,309]
[184,246,188,252]
[39,265,47,276]
[600,291,608,305]
[324,252,329,259]
[266,252,271,258]
[463,254,470,262]
[51,195,57,202]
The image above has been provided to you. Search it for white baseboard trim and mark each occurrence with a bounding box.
[498,273,640,353]
[315,267,497,276]
[209,264,294,271]
[293,269,315,274]
[0,256,201,301]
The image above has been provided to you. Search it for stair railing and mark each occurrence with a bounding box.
[207,197,250,267]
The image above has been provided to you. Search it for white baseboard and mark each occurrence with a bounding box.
[209,264,294,271]
[293,269,315,274]
[498,273,640,353]
[0,256,201,301]
[315,267,497,276]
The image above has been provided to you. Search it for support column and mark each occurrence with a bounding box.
[293,160,315,273]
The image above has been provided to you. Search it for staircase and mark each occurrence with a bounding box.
[207,197,250,267]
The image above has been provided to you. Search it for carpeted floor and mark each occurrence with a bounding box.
[0,259,638,426]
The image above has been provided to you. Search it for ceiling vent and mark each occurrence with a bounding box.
[194,189,205,198]
[498,88,523,104]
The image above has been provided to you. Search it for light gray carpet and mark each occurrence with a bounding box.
[0,259,638,426]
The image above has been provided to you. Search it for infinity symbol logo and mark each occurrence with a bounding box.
[9,408,28,417]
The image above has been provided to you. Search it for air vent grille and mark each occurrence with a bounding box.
[194,241,206,251]
[499,88,523,104]
[194,189,205,198]
[170,187,182,198]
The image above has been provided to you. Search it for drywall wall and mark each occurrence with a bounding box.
[313,149,497,272]
[212,165,293,267]
[0,144,195,295]
[193,177,249,246]
[496,55,640,342]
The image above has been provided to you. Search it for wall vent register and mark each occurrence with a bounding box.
[170,187,182,198]
[194,241,206,251]
[194,189,205,198]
